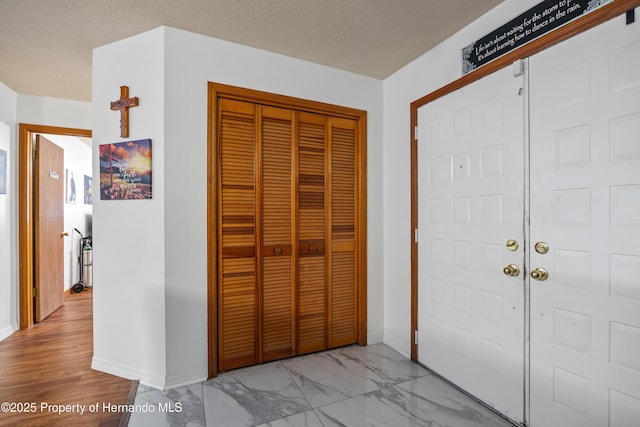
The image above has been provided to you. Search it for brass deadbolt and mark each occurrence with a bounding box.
[506,240,519,251]
[535,242,550,254]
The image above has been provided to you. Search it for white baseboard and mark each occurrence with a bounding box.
[163,370,208,390]
[92,357,164,390]
[92,357,207,391]
[0,323,18,342]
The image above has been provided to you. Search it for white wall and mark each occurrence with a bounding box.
[92,28,168,387]
[17,95,91,130]
[92,26,384,389]
[382,0,539,357]
[0,81,17,341]
[42,134,93,291]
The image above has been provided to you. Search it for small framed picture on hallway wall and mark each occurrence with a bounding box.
[66,169,78,204]
[84,175,93,204]
[99,139,152,200]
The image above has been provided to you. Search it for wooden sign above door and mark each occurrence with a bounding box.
[462,0,612,74]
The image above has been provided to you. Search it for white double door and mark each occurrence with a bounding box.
[417,10,640,426]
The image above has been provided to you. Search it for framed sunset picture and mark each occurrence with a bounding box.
[99,139,152,200]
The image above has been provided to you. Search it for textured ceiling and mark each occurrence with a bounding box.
[0,0,502,102]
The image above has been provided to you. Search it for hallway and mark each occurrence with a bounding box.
[0,290,136,426]
[129,344,515,426]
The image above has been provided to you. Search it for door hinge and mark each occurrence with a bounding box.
[33,287,39,297]
[513,59,525,77]
[414,330,419,346]
[414,125,419,141]
[414,228,419,243]
[33,147,38,159]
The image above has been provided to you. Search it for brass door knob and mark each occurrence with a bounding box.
[503,264,520,277]
[61,232,70,237]
[274,247,282,255]
[530,267,549,281]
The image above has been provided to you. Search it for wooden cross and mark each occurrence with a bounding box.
[110,86,139,138]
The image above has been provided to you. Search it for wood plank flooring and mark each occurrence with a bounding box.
[0,289,136,426]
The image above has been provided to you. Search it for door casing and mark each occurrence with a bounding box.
[18,124,92,329]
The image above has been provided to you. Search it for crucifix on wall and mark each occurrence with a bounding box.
[110,85,139,138]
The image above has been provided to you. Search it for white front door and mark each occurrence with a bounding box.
[417,64,526,423]
[529,10,640,426]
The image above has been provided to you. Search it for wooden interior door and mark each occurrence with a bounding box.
[34,135,65,322]
[216,91,364,372]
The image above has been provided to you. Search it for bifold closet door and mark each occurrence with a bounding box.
[218,99,360,371]
[297,113,359,355]
[217,101,296,370]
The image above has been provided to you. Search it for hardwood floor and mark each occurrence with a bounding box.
[0,289,136,426]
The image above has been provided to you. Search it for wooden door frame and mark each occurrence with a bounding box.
[207,83,368,378]
[18,124,92,329]
[410,0,640,361]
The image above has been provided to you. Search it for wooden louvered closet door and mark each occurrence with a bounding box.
[217,96,361,371]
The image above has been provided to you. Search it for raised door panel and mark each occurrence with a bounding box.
[218,99,258,370]
[297,111,328,354]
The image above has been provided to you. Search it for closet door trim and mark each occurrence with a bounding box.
[208,83,368,378]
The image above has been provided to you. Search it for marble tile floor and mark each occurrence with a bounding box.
[128,344,516,427]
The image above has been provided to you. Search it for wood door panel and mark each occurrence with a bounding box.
[329,119,358,347]
[260,108,295,362]
[218,100,258,370]
[34,135,64,322]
